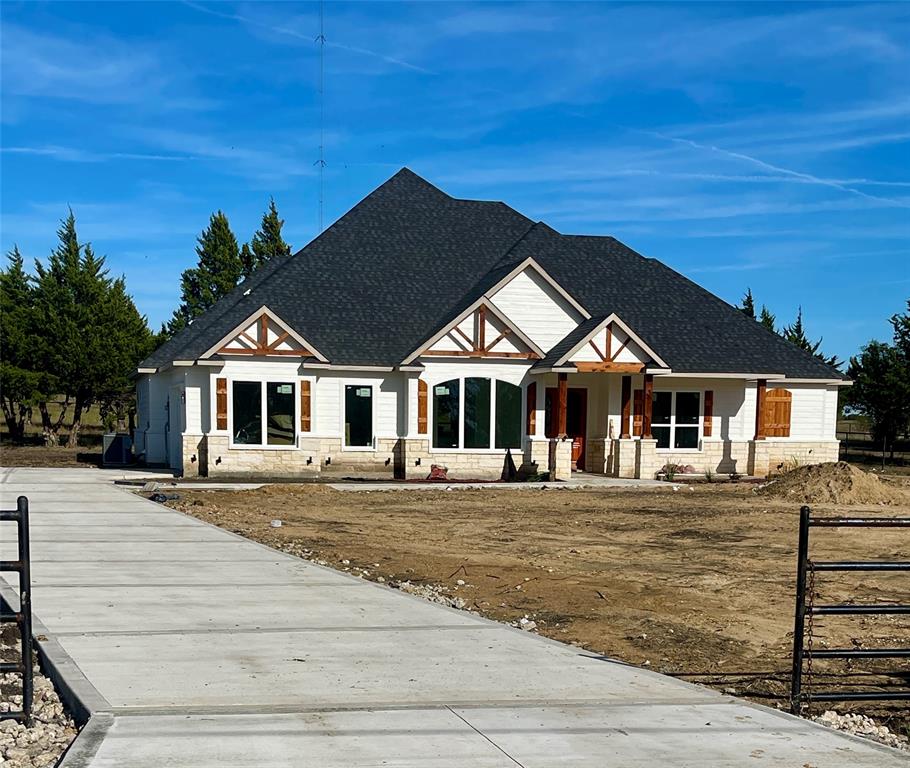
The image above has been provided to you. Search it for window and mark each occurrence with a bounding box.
[651,391,701,449]
[266,383,295,445]
[232,381,295,446]
[495,381,522,449]
[464,377,491,449]
[344,385,373,447]
[431,377,523,450]
[433,380,459,448]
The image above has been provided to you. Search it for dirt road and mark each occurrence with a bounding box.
[168,478,910,736]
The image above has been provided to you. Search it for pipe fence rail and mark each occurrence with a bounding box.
[790,505,910,714]
[0,496,33,725]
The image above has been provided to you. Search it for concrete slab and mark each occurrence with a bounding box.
[88,710,515,768]
[2,467,903,767]
[32,583,483,634]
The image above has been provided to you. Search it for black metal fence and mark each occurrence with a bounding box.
[0,496,33,725]
[790,505,910,714]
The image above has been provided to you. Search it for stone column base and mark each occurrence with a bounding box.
[181,434,206,477]
[549,439,572,481]
[635,439,659,479]
[398,438,431,480]
[748,440,771,477]
[610,439,638,478]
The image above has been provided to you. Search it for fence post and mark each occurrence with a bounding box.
[790,505,811,714]
[18,496,33,724]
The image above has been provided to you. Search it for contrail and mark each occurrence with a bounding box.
[181,0,432,74]
[643,129,910,208]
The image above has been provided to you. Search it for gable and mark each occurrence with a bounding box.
[201,306,327,360]
[549,314,669,373]
[415,301,542,361]
[487,264,586,353]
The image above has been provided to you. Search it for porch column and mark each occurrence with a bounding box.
[754,378,767,440]
[642,373,654,439]
[620,375,632,439]
[557,372,568,438]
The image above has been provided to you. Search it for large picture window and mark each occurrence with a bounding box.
[344,385,373,447]
[232,381,295,446]
[651,391,701,449]
[432,377,523,450]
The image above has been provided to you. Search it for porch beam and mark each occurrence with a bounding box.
[557,372,568,438]
[754,378,767,440]
[574,362,645,374]
[620,375,632,439]
[642,373,654,439]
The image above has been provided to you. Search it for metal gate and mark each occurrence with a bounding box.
[790,505,910,714]
[0,496,33,724]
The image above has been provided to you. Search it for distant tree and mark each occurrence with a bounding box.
[759,305,776,332]
[737,288,755,319]
[781,307,841,368]
[241,199,291,279]
[847,343,910,457]
[0,246,52,442]
[168,211,242,334]
[33,212,154,446]
[891,299,910,358]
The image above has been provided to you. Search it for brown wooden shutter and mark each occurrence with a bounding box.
[762,388,791,437]
[417,380,428,435]
[632,389,643,437]
[526,381,537,436]
[216,378,228,430]
[703,390,714,437]
[299,380,311,432]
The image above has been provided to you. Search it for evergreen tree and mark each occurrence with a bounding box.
[0,246,50,442]
[847,340,910,457]
[33,211,154,446]
[782,307,841,368]
[737,288,755,319]
[759,305,776,332]
[891,299,910,358]
[168,211,242,333]
[242,198,291,279]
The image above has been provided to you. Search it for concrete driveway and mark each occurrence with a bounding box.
[0,467,903,767]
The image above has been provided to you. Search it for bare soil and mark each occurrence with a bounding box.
[167,473,910,736]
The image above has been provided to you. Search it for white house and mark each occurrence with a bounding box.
[135,169,848,481]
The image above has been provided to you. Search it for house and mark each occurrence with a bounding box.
[135,169,848,480]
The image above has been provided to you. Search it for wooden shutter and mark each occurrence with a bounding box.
[763,388,791,437]
[703,390,714,437]
[632,389,643,437]
[299,380,311,432]
[216,378,228,430]
[417,380,428,435]
[526,381,537,436]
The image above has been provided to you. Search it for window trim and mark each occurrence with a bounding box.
[341,380,377,451]
[651,390,702,452]
[428,375,523,453]
[228,379,299,450]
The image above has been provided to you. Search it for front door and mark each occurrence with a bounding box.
[545,387,588,470]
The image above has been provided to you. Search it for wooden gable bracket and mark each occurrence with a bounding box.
[202,306,328,361]
[421,302,542,360]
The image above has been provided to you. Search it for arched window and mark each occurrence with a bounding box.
[430,377,523,450]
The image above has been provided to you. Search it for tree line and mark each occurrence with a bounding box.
[0,201,291,446]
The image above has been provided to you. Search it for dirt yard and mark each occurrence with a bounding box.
[167,469,910,737]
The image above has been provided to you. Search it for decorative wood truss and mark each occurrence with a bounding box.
[560,314,669,374]
[420,302,542,360]
[203,306,327,361]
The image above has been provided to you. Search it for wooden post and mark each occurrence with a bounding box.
[620,375,632,439]
[754,378,767,440]
[557,372,568,438]
[642,373,653,439]
[477,305,486,351]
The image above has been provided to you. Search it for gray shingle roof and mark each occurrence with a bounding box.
[142,168,846,380]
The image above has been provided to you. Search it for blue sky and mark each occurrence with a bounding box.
[2,1,908,362]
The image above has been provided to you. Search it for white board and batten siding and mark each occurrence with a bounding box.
[488,268,583,352]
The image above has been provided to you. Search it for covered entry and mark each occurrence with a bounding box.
[545,386,587,469]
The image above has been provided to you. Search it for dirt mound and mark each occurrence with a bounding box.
[758,462,905,505]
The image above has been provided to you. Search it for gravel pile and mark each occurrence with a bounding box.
[813,710,909,752]
[1,626,78,768]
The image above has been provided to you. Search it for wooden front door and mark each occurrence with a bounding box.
[545,387,588,470]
